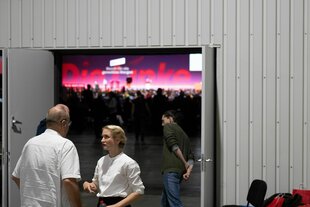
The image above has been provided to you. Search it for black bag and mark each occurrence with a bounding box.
[263,193,303,207]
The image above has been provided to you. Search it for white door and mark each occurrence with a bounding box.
[3,49,54,207]
[201,46,216,207]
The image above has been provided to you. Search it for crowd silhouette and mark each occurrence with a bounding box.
[60,85,202,140]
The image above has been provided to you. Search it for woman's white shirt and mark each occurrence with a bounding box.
[92,152,145,197]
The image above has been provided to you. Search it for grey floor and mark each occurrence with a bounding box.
[69,127,201,207]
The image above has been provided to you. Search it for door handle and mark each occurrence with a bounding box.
[12,116,22,133]
[197,158,213,162]
[12,116,22,125]
[198,154,213,172]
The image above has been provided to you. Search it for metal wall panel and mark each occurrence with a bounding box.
[278,0,290,193]
[150,0,160,46]
[33,0,43,47]
[235,0,242,202]
[162,0,173,45]
[274,0,282,194]
[136,0,147,46]
[78,0,88,47]
[113,0,124,46]
[124,0,136,46]
[223,0,237,203]
[21,0,31,47]
[221,0,228,203]
[0,0,9,47]
[252,5,262,186]
[187,0,198,45]
[90,0,100,47]
[174,0,185,46]
[288,0,295,192]
[238,0,250,200]
[67,0,77,47]
[292,0,305,190]
[101,0,112,47]
[251,1,263,189]
[10,0,20,47]
[56,0,65,47]
[0,0,310,206]
[212,0,223,44]
[200,0,210,44]
[248,0,255,190]
[44,0,54,47]
[265,0,277,195]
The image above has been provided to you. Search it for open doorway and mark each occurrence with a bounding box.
[53,48,203,206]
[1,47,216,207]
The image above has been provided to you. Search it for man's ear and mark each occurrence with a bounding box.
[61,119,65,124]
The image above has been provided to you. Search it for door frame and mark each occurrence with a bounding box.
[1,46,218,206]
[1,48,8,207]
[54,46,217,206]
[200,45,219,207]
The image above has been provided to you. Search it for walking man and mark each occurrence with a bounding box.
[161,110,194,207]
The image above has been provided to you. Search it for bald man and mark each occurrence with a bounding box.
[36,104,70,135]
[12,104,82,207]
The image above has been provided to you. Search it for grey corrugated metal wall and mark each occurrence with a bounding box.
[0,0,309,205]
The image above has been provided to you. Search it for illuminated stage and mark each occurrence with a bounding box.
[62,53,202,91]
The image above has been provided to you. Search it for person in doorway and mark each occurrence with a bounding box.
[132,90,151,143]
[12,104,82,207]
[83,125,145,207]
[161,110,194,207]
[35,103,67,136]
[36,117,47,135]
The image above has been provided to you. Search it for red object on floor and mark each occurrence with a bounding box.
[293,189,310,205]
